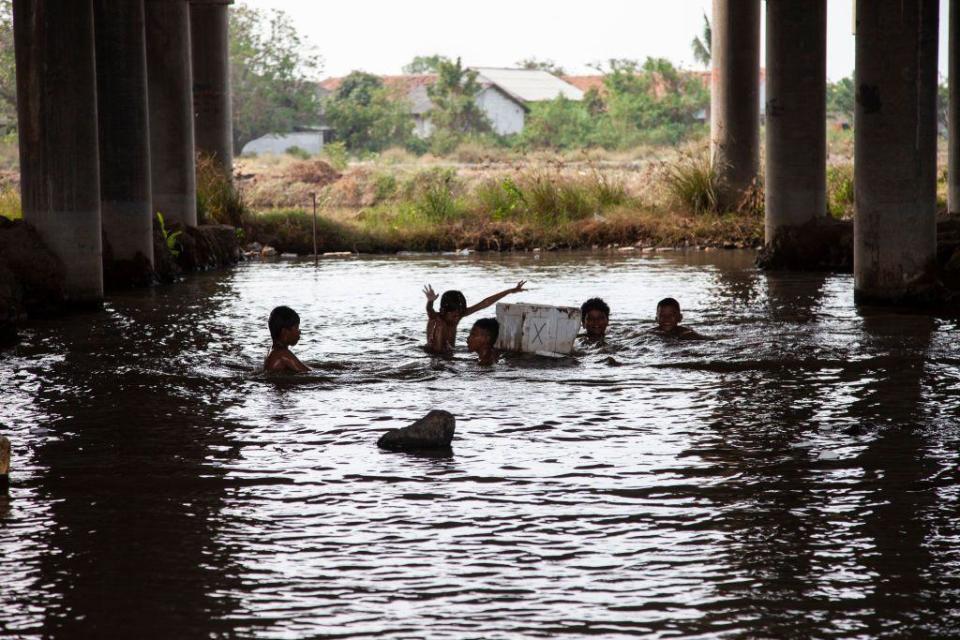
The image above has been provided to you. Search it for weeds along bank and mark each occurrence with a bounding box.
[234,150,772,254]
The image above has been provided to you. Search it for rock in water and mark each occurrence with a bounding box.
[377,411,456,451]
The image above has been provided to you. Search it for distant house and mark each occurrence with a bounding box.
[318,67,585,138]
[241,126,334,156]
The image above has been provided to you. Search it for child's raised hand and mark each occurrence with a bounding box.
[513,280,528,293]
[423,284,439,302]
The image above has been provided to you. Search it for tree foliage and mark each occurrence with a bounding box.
[520,96,593,150]
[322,71,413,152]
[427,57,490,135]
[0,0,14,126]
[516,57,567,77]
[596,58,709,146]
[690,12,712,68]
[402,54,451,74]
[826,76,855,118]
[521,58,708,150]
[230,3,323,152]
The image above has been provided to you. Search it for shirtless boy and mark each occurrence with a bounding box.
[264,305,310,373]
[467,318,500,366]
[651,297,704,340]
[423,281,526,354]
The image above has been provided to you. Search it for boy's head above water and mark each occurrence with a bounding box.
[269,305,301,346]
[655,297,683,331]
[439,290,467,319]
[467,317,499,352]
[580,298,610,339]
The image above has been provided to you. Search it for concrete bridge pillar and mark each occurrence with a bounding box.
[949,0,960,214]
[711,0,761,204]
[94,0,154,271]
[145,0,198,227]
[190,0,234,174]
[12,0,103,303]
[764,0,827,246]
[854,0,939,303]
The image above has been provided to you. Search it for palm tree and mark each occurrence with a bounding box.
[691,12,712,68]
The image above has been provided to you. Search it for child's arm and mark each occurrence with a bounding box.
[464,281,527,316]
[423,284,440,319]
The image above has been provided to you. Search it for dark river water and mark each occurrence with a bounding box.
[2,250,960,639]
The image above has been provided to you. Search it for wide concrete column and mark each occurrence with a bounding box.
[711,0,761,204]
[854,0,939,303]
[145,0,198,227]
[764,0,827,245]
[949,0,960,213]
[94,0,154,270]
[12,0,103,303]
[190,0,234,173]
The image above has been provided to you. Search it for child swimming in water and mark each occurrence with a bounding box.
[264,305,311,373]
[467,317,500,366]
[423,281,526,354]
[651,297,705,340]
[579,297,610,344]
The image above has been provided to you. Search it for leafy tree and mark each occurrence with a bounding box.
[516,57,567,77]
[826,76,855,118]
[520,96,594,149]
[690,12,711,67]
[323,71,413,152]
[230,3,323,152]
[403,54,450,74]
[427,57,490,135]
[0,0,16,128]
[591,58,708,147]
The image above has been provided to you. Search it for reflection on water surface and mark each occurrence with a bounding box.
[2,251,960,639]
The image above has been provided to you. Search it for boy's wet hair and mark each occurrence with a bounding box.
[581,297,610,319]
[472,317,500,344]
[657,297,681,312]
[440,290,467,313]
[268,305,300,341]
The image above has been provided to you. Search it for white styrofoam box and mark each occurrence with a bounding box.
[495,302,582,356]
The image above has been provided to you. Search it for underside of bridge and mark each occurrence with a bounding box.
[714,0,948,304]
[12,0,233,304]
[9,1,960,306]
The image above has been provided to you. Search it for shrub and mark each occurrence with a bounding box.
[472,177,525,220]
[196,154,246,226]
[588,171,629,208]
[827,163,854,218]
[0,187,20,220]
[660,151,722,214]
[322,141,349,170]
[522,172,594,222]
[285,145,310,160]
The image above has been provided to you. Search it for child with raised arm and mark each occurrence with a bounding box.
[264,305,311,373]
[423,281,526,354]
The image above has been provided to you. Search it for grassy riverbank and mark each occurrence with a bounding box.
[233,147,776,254]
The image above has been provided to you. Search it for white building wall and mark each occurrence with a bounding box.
[241,131,325,156]
[475,87,526,136]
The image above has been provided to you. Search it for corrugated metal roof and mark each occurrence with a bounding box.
[471,68,583,103]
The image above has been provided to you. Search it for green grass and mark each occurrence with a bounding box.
[659,151,722,215]
[827,163,854,219]
[196,154,246,226]
[0,187,21,220]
